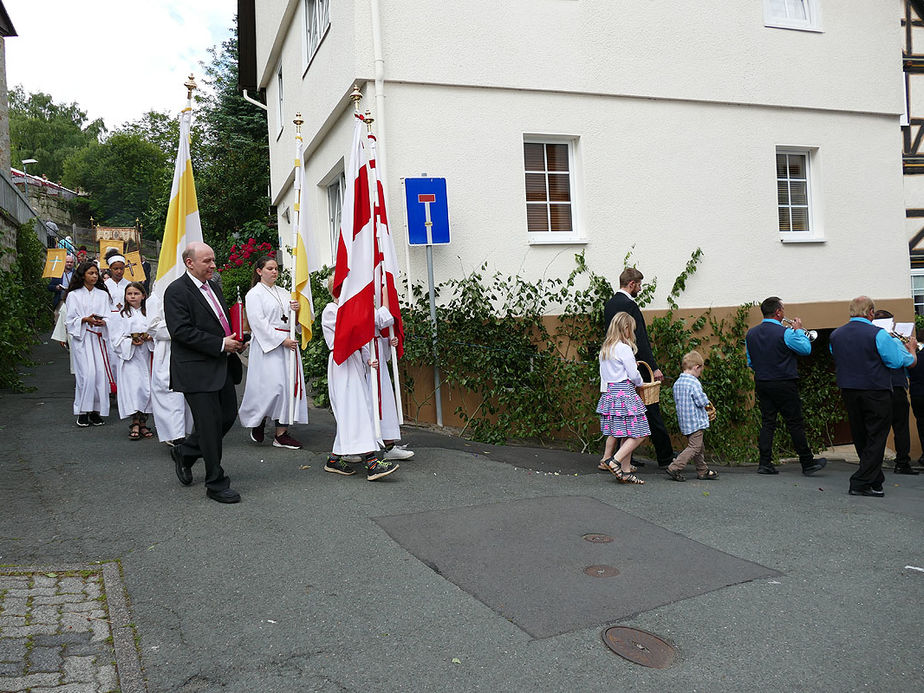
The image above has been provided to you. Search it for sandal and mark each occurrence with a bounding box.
[128,423,141,440]
[614,468,645,485]
[664,468,686,482]
[599,458,638,473]
[697,469,718,480]
[139,425,154,439]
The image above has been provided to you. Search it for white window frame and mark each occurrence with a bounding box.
[912,270,924,316]
[303,0,331,73]
[763,0,822,33]
[776,146,823,243]
[276,64,284,139]
[523,134,585,245]
[326,170,346,257]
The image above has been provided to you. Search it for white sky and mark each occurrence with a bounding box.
[4,0,236,130]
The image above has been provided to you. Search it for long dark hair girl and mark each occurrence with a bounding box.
[66,261,110,298]
[249,255,279,288]
[119,282,148,318]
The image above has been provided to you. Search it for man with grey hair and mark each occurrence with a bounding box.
[830,296,917,497]
[164,242,244,503]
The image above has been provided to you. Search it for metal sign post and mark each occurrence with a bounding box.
[403,177,450,427]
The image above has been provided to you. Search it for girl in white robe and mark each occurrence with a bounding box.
[322,278,399,481]
[146,291,193,445]
[238,256,308,449]
[103,255,130,389]
[65,262,115,425]
[112,282,154,439]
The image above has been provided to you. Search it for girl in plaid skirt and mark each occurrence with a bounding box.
[597,312,650,485]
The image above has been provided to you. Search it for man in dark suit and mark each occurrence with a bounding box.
[164,242,244,503]
[602,267,674,467]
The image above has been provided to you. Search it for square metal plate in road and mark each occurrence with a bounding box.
[375,495,779,639]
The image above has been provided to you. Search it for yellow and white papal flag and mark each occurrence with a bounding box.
[154,108,203,297]
[292,132,317,348]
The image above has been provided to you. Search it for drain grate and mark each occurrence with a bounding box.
[582,533,614,543]
[583,564,620,578]
[602,626,676,668]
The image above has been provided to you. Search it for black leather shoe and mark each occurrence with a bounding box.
[848,487,884,497]
[802,458,828,476]
[757,464,779,475]
[171,446,193,486]
[895,463,920,475]
[207,488,241,503]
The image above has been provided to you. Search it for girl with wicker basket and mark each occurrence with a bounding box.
[596,312,650,485]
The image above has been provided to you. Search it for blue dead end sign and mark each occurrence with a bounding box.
[404,177,450,245]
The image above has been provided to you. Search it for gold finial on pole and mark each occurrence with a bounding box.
[184,74,198,101]
[364,109,375,132]
[293,112,304,133]
[349,84,363,112]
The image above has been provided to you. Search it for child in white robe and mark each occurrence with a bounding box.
[238,256,309,449]
[146,291,193,445]
[113,282,155,439]
[322,279,399,481]
[103,252,130,388]
[65,262,115,426]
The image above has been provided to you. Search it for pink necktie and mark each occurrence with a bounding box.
[201,282,233,337]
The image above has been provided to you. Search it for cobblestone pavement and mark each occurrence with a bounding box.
[0,567,129,693]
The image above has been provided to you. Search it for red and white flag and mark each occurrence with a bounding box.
[331,113,376,365]
[366,131,404,358]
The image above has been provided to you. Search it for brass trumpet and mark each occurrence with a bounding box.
[890,331,924,352]
[781,318,818,342]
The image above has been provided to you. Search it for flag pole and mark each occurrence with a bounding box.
[287,113,304,426]
[364,112,404,426]
[352,89,382,441]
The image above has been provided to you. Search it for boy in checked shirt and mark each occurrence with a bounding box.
[664,351,718,482]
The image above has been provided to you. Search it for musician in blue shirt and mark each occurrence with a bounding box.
[872,309,919,476]
[745,296,827,476]
[830,296,918,497]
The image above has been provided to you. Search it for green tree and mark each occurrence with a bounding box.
[9,87,106,182]
[63,132,169,226]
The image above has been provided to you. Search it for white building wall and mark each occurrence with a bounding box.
[253,0,907,313]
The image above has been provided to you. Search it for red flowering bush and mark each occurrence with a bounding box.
[217,237,277,305]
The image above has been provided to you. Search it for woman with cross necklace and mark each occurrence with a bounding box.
[238,255,309,449]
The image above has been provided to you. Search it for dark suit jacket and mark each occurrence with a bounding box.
[48,272,73,310]
[164,273,242,393]
[603,291,659,378]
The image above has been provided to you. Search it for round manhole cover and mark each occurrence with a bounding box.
[583,564,620,578]
[602,627,676,668]
[582,533,614,544]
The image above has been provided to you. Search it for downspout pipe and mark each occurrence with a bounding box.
[242,89,268,111]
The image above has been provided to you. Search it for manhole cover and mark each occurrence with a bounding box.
[602,626,676,668]
[583,564,620,578]
[582,533,614,543]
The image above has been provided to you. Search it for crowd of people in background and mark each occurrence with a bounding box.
[47,249,921,502]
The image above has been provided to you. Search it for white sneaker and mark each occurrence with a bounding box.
[384,445,414,460]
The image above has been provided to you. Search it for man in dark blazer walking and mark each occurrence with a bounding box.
[603,267,674,467]
[164,242,244,503]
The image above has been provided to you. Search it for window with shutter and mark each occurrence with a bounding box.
[523,140,578,239]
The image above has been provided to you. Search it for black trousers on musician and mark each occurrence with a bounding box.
[889,387,911,465]
[842,389,891,492]
[910,394,924,462]
[176,371,237,492]
[755,379,813,465]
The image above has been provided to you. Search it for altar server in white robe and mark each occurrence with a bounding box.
[112,282,155,439]
[103,253,130,388]
[238,256,308,449]
[51,299,76,375]
[373,307,414,461]
[146,291,193,446]
[321,278,399,481]
[65,262,115,426]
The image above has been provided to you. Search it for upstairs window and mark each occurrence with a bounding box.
[763,0,821,32]
[305,0,331,66]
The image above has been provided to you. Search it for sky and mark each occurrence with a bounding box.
[4,0,236,130]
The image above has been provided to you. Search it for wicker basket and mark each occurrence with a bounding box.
[636,361,661,405]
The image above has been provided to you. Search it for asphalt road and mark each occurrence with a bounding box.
[1,338,922,692]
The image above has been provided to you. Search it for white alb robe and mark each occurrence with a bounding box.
[103,277,130,386]
[146,294,193,442]
[373,306,401,441]
[323,302,379,455]
[51,304,76,375]
[65,287,115,416]
[238,283,309,427]
[111,307,154,418]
